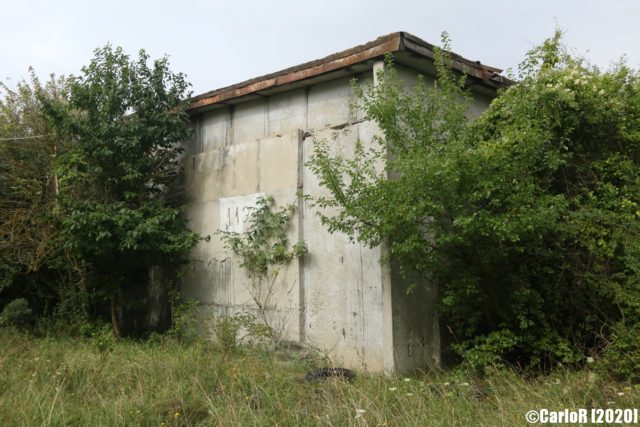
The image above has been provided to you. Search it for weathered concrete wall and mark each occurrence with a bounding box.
[182,62,492,372]
[301,120,393,372]
[182,130,303,342]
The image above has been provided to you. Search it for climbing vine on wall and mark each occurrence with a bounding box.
[219,196,307,338]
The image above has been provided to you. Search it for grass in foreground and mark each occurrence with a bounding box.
[0,329,638,426]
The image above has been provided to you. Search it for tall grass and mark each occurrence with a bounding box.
[0,329,637,426]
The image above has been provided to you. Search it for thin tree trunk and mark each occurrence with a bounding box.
[147,265,169,331]
[111,291,122,338]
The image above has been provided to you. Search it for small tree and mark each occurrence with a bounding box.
[43,46,199,336]
[219,196,307,339]
[307,32,640,371]
[0,71,71,307]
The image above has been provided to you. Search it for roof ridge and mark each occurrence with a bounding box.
[188,32,508,112]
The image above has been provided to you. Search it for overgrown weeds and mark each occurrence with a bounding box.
[1,329,638,426]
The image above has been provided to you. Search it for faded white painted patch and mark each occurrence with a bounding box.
[219,193,265,232]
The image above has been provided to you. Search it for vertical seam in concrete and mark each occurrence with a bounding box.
[198,115,203,153]
[224,107,230,147]
[297,129,306,343]
[256,134,261,193]
[372,59,396,373]
[305,87,310,131]
[358,243,366,354]
[229,105,235,146]
[299,88,309,343]
[264,97,270,137]
[381,240,394,373]
[230,105,236,193]
[257,98,268,193]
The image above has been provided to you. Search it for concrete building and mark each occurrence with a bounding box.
[181,32,508,373]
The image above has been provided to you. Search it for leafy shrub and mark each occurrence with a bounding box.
[307,32,640,371]
[213,316,241,354]
[0,298,33,329]
[41,45,199,337]
[90,323,116,354]
[219,196,307,339]
[213,313,274,355]
[168,298,200,343]
[454,330,520,376]
[599,322,640,382]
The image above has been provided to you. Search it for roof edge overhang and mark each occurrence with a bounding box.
[187,32,511,114]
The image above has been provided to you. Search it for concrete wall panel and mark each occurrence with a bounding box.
[221,142,259,196]
[201,109,231,152]
[307,77,355,130]
[301,124,388,371]
[258,132,300,192]
[266,89,307,137]
[183,131,304,344]
[233,99,266,143]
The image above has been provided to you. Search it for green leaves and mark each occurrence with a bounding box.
[307,33,640,371]
[0,71,65,290]
[47,45,191,201]
[43,45,199,293]
[218,196,307,340]
[0,45,197,334]
[220,196,307,278]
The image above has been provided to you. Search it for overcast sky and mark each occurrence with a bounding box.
[2,0,639,96]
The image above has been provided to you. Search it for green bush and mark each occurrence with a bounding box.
[599,322,640,382]
[213,316,241,354]
[212,313,275,355]
[90,323,116,354]
[168,298,200,343]
[454,330,520,376]
[307,32,640,371]
[0,298,33,329]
